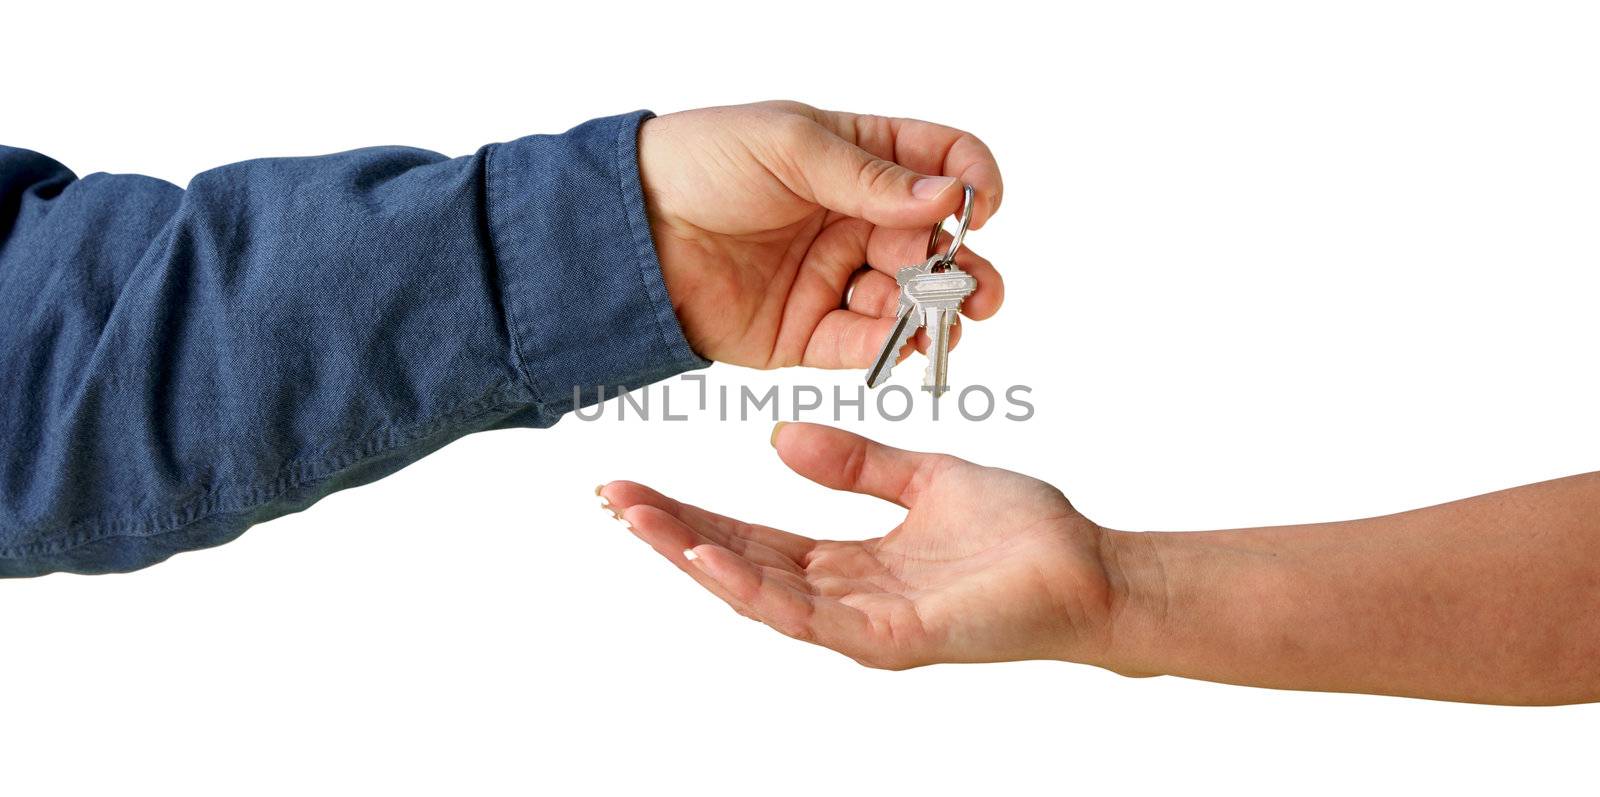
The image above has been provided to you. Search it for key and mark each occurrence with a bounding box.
[863,182,980,393]
[865,255,942,388]
[905,267,977,397]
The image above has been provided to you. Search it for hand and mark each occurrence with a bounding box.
[598,422,1114,670]
[637,101,1005,369]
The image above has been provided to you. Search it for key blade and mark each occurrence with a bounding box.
[921,308,955,397]
[907,268,972,398]
[866,305,920,388]
[866,255,941,389]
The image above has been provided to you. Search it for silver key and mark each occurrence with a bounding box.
[865,255,941,388]
[904,268,977,397]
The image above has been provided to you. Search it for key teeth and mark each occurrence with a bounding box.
[866,314,921,388]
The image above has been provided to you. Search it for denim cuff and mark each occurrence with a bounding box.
[485,110,709,413]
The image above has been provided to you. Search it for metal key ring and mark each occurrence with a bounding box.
[925,183,975,270]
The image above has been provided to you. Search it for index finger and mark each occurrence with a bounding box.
[812,108,1004,229]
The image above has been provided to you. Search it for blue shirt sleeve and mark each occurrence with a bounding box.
[0,110,709,577]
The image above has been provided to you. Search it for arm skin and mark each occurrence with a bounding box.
[604,422,1600,706]
[1101,472,1600,705]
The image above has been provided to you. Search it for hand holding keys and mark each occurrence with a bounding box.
[864,185,980,398]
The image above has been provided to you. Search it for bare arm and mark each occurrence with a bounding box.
[1102,472,1600,704]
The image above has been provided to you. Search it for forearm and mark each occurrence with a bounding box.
[1098,472,1600,704]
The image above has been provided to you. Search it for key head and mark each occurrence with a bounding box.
[904,268,977,310]
[895,254,944,286]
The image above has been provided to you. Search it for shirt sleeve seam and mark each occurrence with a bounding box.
[481,145,545,407]
[0,382,529,561]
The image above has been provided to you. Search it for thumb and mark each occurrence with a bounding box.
[786,126,964,228]
[769,422,943,507]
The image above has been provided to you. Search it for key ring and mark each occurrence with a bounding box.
[925,183,975,271]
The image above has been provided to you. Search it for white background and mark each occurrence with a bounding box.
[5,1,1599,794]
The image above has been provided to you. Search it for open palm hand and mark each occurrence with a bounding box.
[600,423,1113,669]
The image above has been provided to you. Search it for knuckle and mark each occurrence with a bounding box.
[772,112,820,149]
[852,114,895,153]
[756,98,813,115]
[878,284,901,317]
[841,439,871,491]
[853,156,900,194]
[902,454,961,503]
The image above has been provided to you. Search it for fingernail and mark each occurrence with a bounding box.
[769,421,788,448]
[912,176,955,200]
[594,484,605,496]
[596,485,622,520]
[683,548,699,561]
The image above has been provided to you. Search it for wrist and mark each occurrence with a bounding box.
[636,120,715,362]
[1091,529,1172,677]
[1094,527,1302,683]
